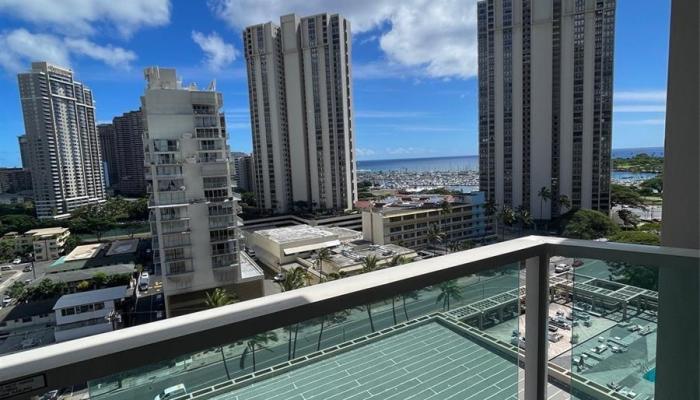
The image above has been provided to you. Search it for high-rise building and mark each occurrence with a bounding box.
[18,62,106,219]
[231,152,253,192]
[243,13,357,214]
[478,0,615,219]
[142,67,261,316]
[113,110,146,197]
[98,124,118,188]
[0,168,32,193]
[17,135,30,171]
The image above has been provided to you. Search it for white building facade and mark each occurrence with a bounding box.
[17,62,106,219]
[142,67,252,316]
[478,0,616,219]
[243,13,358,214]
[53,286,126,343]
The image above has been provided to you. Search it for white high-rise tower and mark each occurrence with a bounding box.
[244,13,357,214]
[478,0,616,219]
[142,67,260,316]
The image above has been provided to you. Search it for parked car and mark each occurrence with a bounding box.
[0,265,12,272]
[12,257,21,264]
[139,272,150,291]
[1,296,12,307]
[273,273,286,282]
[22,265,32,272]
[154,384,187,400]
[554,263,571,273]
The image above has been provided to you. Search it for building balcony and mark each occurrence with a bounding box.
[0,237,696,400]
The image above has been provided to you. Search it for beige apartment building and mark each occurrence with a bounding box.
[18,227,71,261]
[243,13,357,214]
[362,193,496,250]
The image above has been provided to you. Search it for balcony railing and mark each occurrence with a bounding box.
[0,237,696,400]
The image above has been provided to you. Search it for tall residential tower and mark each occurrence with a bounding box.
[142,67,261,316]
[243,13,357,214]
[18,62,105,219]
[478,0,615,219]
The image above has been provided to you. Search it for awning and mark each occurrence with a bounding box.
[283,240,341,255]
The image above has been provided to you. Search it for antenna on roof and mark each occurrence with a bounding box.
[207,79,217,91]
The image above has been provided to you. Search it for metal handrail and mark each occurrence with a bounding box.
[0,236,696,399]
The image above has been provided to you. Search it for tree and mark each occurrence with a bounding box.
[6,281,26,299]
[76,280,91,292]
[436,280,463,311]
[63,236,82,254]
[92,272,108,288]
[426,224,445,249]
[562,209,619,240]
[205,288,237,308]
[0,239,15,262]
[388,255,407,267]
[315,248,332,279]
[617,209,640,228]
[609,231,660,245]
[639,176,663,194]
[239,331,278,372]
[316,309,351,351]
[611,184,645,208]
[0,214,39,235]
[497,206,516,241]
[537,186,552,224]
[276,267,308,292]
[484,199,497,217]
[557,195,572,213]
[515,206,533,234]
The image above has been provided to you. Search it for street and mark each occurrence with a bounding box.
[0,260,53,300]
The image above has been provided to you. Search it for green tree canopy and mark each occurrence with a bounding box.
[609,230,660,245]
[611,184,645,208]
[562,209,619,240]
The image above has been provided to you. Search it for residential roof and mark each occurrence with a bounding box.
[105,239,140,256]
[48,239,144,272]
[24,227,69,237]
[64,243,105,261]
[239,252,264,281]
[0,298,59,323]
[53,286,128,310]
[41,263,135,284]
[254,224,336,244]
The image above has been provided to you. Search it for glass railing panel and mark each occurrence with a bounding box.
[87,262,522,400]
[549,256,659,400]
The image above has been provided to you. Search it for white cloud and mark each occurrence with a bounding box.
[356,148,377,157]
[0,29,136,73]
[208,0,478,79]
[615,90,666,102]
[65,38,137,68]
[192,31,238,71]
[0,0,171,37]
[614,105,666,113]
[384,146,432,155]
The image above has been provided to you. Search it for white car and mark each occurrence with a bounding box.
[154,384,187,400]
[139,272,150,292]
[12,258,21,264]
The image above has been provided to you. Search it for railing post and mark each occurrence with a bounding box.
[525,252,549,400]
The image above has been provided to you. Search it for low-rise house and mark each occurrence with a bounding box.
[0,298,57,333]
[52,286,128,342]
[20,227,71,261]
[361,192,496,250]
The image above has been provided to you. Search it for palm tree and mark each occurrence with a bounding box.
[484,199,497,218]
[537,186,552,228]
[461,239,475,250]
[402,290,421,321]
[497,206,516,241]
[558,194,571,213]
[316,309,351,351]
[276,267,307,360]
[436,280,463,311]
[204,288,237,308]
[315,248,332,281]
[515,206,533,234]
[239,331,278,372]
[276,267,309,292]
[361,255,379,332]
[440,200,452,228]
[426,224,445,251]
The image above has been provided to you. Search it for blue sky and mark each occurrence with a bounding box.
[0,0,670,166]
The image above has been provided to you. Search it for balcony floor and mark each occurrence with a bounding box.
[213,319,520,400]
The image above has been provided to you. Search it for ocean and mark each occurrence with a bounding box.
[358,147,663,172]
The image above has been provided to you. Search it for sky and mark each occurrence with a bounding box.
[0,0,670,166]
